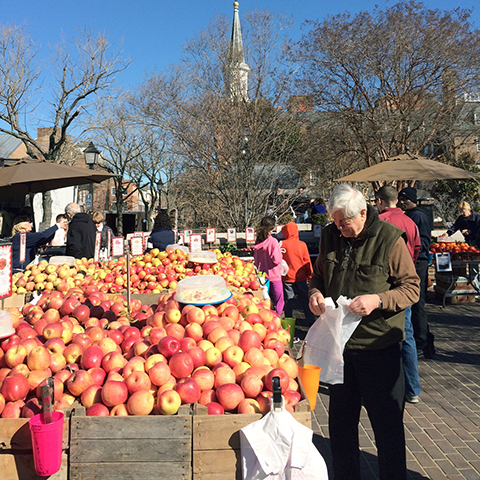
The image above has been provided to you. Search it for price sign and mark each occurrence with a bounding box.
[206,228,216,244]
[94,232,102,262]
[245,227,255,243]
[143,235,150,251]
[19,232,27,264]
[313,224,322,238]
[130,237,144,256]
[190,234,202,252]
[111,237,124,257]
[227,228,236,243]
[0,243,12,299]
[184,229,192,244]
[133,231,143,237]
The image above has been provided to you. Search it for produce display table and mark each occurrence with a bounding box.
[434,260,480,307]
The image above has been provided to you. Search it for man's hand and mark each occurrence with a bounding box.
[309,291,326,316]
[346,294,381,317]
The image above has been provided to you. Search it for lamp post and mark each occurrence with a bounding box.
[84,141,100,213]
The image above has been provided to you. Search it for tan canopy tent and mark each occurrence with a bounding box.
[336,154,479,182]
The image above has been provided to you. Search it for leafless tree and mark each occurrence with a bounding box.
[0,24,129,224]
[292,2,480,190]
[133,8,305,230]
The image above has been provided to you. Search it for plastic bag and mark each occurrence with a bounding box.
[298,296,361,385]
[280,259,289,276]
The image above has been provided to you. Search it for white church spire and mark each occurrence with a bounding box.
[226,1,250,101]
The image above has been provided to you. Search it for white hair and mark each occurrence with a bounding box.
[327,184,366,218]
[65,203,81,216]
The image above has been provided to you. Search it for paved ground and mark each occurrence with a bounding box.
[292,291,480,480]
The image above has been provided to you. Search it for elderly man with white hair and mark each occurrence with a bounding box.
[308,184,420,480]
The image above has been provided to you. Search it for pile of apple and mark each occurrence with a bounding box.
[0,288,302,418]
[12,249,260,296]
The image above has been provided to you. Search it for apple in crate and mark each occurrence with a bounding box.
[1,373,30,402]
[174,377,201,404]
[157,389,181,415]
[169,352,194,379]
[101,380,128,407]
[206,402,224,415]
[215,383,245,412]
[127,390,155,416]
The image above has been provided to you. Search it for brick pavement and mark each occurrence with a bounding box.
[293,294,480,480]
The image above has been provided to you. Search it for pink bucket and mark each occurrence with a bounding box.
[29,411,64,476]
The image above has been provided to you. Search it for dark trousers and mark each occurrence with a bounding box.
[412,259,429,351]
[329,343,406,480]
[283,281,316,323]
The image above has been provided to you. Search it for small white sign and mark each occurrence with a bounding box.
[206,228,216,243]
[184,229,192,244]
[245,227,255,243]
[111,237,124,257]
[94,232,102,262]
[133,231,143,237]
[19,232,27,264]
[227,228,236,243]
[0,244,13,299]
[190,234,203,252]
[313,224,322,238]
[130,237,144,256]
[435,252,452,272]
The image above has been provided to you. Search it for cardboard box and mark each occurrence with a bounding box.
[1,294,26,309]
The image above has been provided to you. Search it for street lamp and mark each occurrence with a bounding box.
[84,142,100,212]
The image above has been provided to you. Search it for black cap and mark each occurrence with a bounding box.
[398,187,417,204]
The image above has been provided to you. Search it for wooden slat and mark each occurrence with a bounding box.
[192,411,312,451]
[0,452,68,480]
[70,438,190,463]
[70,461,191,480]
[70,415,191,440]
[193,450,241,480]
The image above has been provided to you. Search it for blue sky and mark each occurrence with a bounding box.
[2,0,479,90]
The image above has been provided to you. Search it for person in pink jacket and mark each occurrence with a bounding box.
[253,216,284,315]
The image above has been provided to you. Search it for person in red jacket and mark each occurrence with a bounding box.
[280,222,316,325]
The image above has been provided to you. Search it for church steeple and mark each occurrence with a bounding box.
[226,1,250,101]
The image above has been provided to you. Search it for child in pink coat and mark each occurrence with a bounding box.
[253,216,284,315]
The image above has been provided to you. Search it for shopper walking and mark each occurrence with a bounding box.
[376,185,422,404]
[398,187,435,359]
[253,216,284,315]
[280,222,315,325]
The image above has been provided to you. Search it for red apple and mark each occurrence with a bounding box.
[1,373,30,402]
[264,368,290,393]
[127,390,155,416]
[66,369,94,396]
[86,403,110,416]
[192,367,215,391]
[215,383,245,412]
[101,380,128,407]
[174,377,201,404]
[187,347,206,369]
[238,330,262,352]
[241,373,264,398]
[206,402,224,415]
[80,345,105,370]
[125,371,151,394]
[81,384,103,408]
[157,336,180,358]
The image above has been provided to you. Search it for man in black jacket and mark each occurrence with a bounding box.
[398,187,435,358]
[65,203,97,259]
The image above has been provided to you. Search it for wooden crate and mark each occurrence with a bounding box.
[69,410,192,480]
[192,400,312,480]
[0,415,69,480]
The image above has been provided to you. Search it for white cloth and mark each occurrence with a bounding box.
[240,402,329,480]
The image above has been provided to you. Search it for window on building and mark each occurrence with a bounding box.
[111,187,116,196]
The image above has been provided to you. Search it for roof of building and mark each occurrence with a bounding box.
[0,134,23,159]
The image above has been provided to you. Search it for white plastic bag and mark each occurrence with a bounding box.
[280,259,289,276]
[300,296,361,385]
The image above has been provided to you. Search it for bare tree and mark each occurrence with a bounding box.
[293,2,480,190]
[0,24,129,224]
[133,8,305,230]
